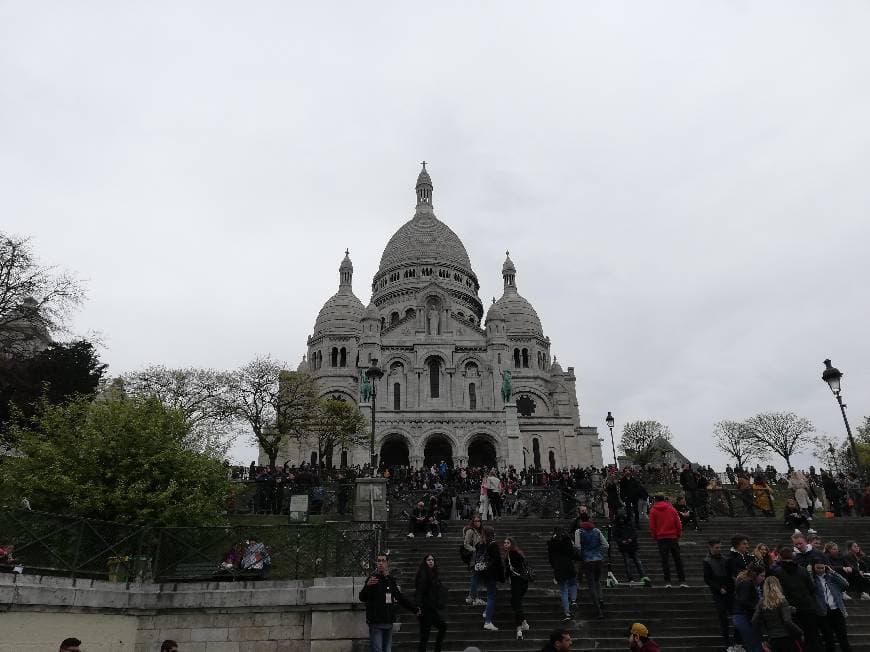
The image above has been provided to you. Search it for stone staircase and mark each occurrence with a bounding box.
[384,514,870,651]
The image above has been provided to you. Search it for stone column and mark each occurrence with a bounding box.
[504,403,524,470]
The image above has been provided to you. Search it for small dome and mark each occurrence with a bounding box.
[485,301,504,323]
[339,250,353,272]
[550,356,563,374]
[313,289,364,336]
[363,301,379,321]
[502,252,516,274]
[296,355,308,372]
[493,292,543,336]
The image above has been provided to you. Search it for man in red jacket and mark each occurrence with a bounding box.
[648,495,688,588]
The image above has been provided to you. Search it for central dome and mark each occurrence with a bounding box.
[378,212,472,274]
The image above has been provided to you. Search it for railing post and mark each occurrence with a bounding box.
[70,517,84,580]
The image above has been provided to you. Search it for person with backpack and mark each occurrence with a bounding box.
[574,511,609,618]
[547,527,578,621]
[415,554,448,652]
[613,511,649,584]
[503,537,531,640]
[733,564,766,652]
[462,514,484,605]
[476,525,504,631]
[774,547,823,652]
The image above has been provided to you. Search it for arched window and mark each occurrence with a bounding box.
[316,351,322,369]
[428,358,440,399]
[522,348,529,368]
[465,362,478,376]
[468,383,477,410]
[330,347,338,367]
[393,382,401,410]
[339,347,347,367]
[513,348,521,368]
[405,307,416,320]
[390,311,400,325]
[548,450,556,472]
[310,451,318,467]
[532,438,541,470]
[340,450,348,468]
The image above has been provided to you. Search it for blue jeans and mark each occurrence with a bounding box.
[469,571,480,598]
[369,624,393,652]
[732,614,761,652]
[558,577,577,614]
[484,579,497,623]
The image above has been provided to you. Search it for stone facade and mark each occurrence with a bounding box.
[0,574,368,652]
[275,165,602,471]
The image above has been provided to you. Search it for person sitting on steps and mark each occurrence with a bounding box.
[408,500,437,538]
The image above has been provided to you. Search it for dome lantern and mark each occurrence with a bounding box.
[502,251,517,291]
[339,249,353,288]
[415,161,433,208]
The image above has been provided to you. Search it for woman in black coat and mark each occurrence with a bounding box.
[415,554,448,652]
[503,537,530,639]
[477,525,504,631]
[547,527,577,620]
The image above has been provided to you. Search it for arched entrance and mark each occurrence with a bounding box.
[467,436,497,469]
[380,436,410,468]
[424,435,453,468]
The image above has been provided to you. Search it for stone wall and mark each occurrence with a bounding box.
[0,574,370,652]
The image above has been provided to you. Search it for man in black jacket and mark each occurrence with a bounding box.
[774,547,822,652]
[726,534,752,579]
[359,553,418,652]
[703,539,734,649]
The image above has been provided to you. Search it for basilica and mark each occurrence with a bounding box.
[280,165,602,471]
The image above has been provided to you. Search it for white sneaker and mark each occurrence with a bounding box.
[679,582,690,588]
[844,593,853,600]
[483,622,498,631]
[808,528,817,535]
[521,620,530,631]
[664,583,672,588]
[861,592,870,600]
[472,598,486,606]
[794,528,802,535]
[426,531,433,537]
[407,533,414,538]
[437,533,442,538]
[516,628,523,639]
[465,595,473,605]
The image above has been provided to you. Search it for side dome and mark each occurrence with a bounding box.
[493,293,543,336]
[484,300,504,323]
[313,251,365,336]
[313,290,364,336]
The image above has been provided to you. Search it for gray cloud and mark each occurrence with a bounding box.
[2,2,868,466]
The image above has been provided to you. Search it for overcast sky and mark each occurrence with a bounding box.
[3,2,868,468]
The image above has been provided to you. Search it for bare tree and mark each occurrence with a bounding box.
[308,398,368,470]
[744,411,814,471]
[713,420,766,469]
[619,420,672,465]
[226,357,318,468]
[120,365,234,456]
[0,232,85,351]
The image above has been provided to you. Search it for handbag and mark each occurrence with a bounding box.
[473,547,490,572]
[459,544,472,565]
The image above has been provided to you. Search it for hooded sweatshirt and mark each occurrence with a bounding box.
[574,520,609,562]
[648,500,682,541]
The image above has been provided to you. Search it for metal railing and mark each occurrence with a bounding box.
[228,481,355,516]
[0,507,382,583]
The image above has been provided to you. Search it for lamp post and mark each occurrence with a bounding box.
[605,411,617,469]
[821,359,862,482]
[365,359,384,477]
[828,443,838,474]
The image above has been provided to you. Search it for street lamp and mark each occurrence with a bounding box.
[821,359,862,482]
[365,359,384,477]
[605,411,617,469]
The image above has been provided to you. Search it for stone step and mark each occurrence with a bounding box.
[384,516,870,651]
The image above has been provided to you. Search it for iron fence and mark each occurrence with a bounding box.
[0,508,382,583]
[228,481,355,517]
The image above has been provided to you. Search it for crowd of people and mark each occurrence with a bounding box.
[356,461,870,652]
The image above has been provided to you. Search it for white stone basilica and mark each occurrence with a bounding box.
[281,165,602,471]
